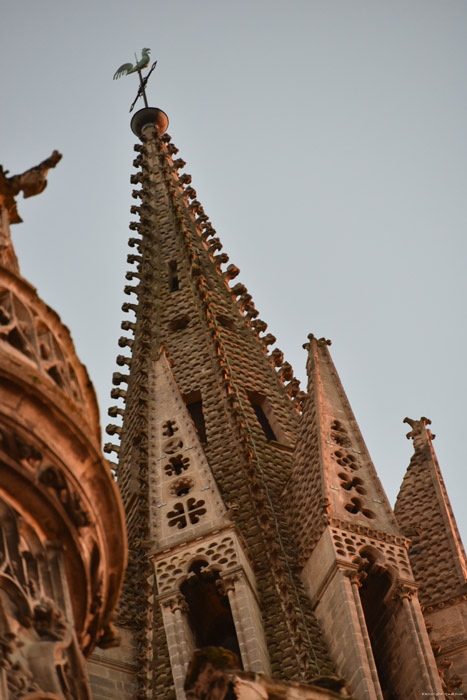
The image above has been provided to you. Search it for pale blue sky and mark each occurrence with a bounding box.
[2,1,467,543]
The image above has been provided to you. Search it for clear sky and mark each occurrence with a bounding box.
[2,1,467,544]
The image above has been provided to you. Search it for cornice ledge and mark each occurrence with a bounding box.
[423,592,467,613]
[328,517,411,548]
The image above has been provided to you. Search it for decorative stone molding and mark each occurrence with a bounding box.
[0,284,86,402]
[37,464,91,529]
[328,518,411,549]
[329,526,412,578]
[423,592,467,612]
[392,583,418,605]
[0,497,91,698]
[154,531,243,595]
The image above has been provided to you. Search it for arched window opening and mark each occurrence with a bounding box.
[358,551,395,700]
[180,561,242,666]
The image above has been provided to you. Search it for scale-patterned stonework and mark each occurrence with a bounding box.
[153,529,253,595]
[329,528,412,576]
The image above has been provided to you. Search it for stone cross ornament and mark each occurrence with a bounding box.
[113,48,158,113]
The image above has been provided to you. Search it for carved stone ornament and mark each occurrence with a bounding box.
[0,151,62,225]
[37,464,91,528]
[404,416,436,442]
[0,287,84,404]
[0,426,43,471]
[0,497,91,698]
[393,583,417,603]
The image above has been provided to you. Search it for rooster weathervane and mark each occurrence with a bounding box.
[113,48,158,113]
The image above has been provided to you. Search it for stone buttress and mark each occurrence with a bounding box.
[96,112,338,700]
[284,335,444,699]
[395,417,467,694]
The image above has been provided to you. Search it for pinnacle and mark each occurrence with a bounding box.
[286,333,400,568]
[395,417,467,605]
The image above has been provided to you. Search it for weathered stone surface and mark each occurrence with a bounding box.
[90,110,466,700]
[395,417,467,692]
[0,156,127,698]
[184,649,350,700]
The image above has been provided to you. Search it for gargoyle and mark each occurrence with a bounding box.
[0,150,62,225]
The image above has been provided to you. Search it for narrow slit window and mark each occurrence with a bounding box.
[184,391,207,443]
[168,260,180,292]
[250,400,276,441]
[247,391,288,445]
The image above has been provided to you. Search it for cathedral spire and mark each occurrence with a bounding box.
[99,108,336,700]
[93,103,459,699]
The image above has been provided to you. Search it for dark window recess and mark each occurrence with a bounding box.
[216,314,235,330]
[184,392,207,443]
[358,550,394,697]
[168,261,180,292]
[169,314,190,332]
[47,365,64,389]
[249,400,277,441]
[181,561,242,665]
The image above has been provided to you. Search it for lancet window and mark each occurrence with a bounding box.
[357,548,395,698]
[183,391,207,443]
[168,260,180,292]
[247,391,287,444]
[180,561,242,663]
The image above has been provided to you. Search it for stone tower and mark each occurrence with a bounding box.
[93,104,466,700]
[0,154,127,698]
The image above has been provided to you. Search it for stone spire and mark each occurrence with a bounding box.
[286,335,443,699]
[285,333,400,569]
[395,417,467,605]
[100,110,336,700]
[394,417,467,692]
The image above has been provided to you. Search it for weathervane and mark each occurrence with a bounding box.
[113,48,158,113]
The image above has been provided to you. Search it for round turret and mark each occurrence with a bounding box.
[0,155,127,696]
